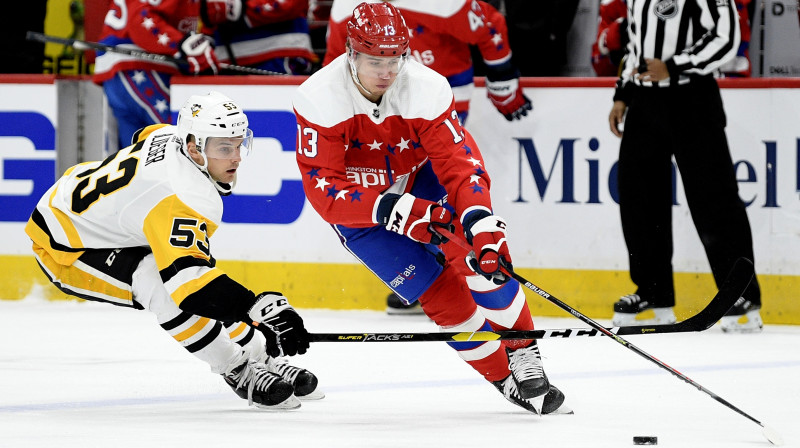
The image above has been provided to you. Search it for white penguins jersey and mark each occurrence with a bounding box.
[25,124,227,307]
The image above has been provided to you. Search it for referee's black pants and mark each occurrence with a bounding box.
[617,76,760,308]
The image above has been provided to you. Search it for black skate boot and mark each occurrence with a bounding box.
[612,294,676,326]
[224,360,300,409]
[264,356,325,400]
[507,343,549,399]
[493,377,573,415]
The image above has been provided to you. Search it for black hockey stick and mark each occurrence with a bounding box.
[25,31,284,76]
[430,228,781,445]
[309,277,743,342]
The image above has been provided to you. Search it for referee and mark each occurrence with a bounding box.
[608,0,763,332]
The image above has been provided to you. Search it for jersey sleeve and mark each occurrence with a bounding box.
[142,193,254,320]
[295,111,383,227]
[243,0,308,27]
[434,1,512,66]
[418,99,493,217]
[127,0,187,55]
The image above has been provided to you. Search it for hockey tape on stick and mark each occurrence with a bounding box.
[25,31,284,76]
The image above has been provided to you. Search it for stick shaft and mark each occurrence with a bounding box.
[436,227,769,429]
[25,31,281,76]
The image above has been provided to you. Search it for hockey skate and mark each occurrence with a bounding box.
[721,297,763,333]
[223,360,300,410]
[493,377,572,415]
[263,355,325,400]
[612,294,676,326]
[507,343,550,399]
[386,292,424,315]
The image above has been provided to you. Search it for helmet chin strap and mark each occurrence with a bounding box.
[180,138,234,196]
[347,48,377,98]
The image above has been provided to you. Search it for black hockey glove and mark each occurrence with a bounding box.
[247,292,310,357]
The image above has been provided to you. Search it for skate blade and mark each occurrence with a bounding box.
[530,395,545,416]
[254,394,301,410]
[298,389,326,400]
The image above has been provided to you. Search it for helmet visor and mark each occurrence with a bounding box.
[204,129,254,160]
[350,51,407,77]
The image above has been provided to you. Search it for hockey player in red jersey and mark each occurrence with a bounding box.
[324,0,532,314]
[26,92,322,410]
[200,0,317,74]
[294,2,569,414]
[324,0,531,125]
[93,0,221,152]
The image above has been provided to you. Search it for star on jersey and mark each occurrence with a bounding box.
[154,99,168,114]
[469,174,481,184]
[470,184,485,194]
[467,157,482,167]
[491,30,504,49]
[368,140,383,151]
[142,17,155,31]
[350,138,363,150]
[350,190,363,202]
[474,167,486,176]
[462,143,473,155]
[315,177,331,191]
[386,143,396,155]
[157,33,171,46]
[335,188,350,201]
[305,167,320,179]
[131,71,146,84]
[412,140,422,150]
[396,137,410,152]
[326,184,341,198]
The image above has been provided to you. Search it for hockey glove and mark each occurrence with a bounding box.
[177,32,219,75]
[376,193,454,245]
[200,0,243,25]
[463,210,512,284]
[486,66,532,121]
[248,292,309,357]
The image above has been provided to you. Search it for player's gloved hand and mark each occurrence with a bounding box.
[200,0,243,26]
[247,292,309,357]
[486,66,532,121]
[177,32,219,75]
[376,193,454,245]
[462,210,512,284]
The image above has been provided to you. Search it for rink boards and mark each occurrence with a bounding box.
[0,76,798,324]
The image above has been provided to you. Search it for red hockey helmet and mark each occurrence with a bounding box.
[346,2,410,57]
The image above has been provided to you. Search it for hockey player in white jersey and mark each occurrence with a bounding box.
[25,91,323,409]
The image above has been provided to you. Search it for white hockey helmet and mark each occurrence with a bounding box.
[176,91,253,195]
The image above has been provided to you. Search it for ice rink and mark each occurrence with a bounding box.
[1,297,798,448]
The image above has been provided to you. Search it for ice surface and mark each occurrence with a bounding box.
[1,298,798,448]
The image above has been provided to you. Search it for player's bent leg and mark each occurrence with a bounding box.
[419,266,511,383]
[224,322,324,400]
[132,254,298,409]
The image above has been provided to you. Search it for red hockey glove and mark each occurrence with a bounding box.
[177,32,219,75]
[200,0,243,25]
[376,193,454,245]
[248,292,309,357]
[463,210,512,284]
[486,67,532,121]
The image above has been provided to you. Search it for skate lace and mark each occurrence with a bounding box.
[508,345,544,382]
[233,361,280,406]
[267,358,302,384]
[619,294,641,305]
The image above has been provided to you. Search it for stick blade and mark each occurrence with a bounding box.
[762,425,784,446]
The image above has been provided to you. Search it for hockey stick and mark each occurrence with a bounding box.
[429,227,780,445]
[309,278,742,342]
[25,31,284,76]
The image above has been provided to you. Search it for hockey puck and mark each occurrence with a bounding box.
[633,436,657,445]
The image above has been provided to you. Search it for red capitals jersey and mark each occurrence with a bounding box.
[93,0,201,83]
[293,55,494,227]
[323,0,512,114]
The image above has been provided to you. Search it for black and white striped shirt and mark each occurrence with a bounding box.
[616,0,740,91]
